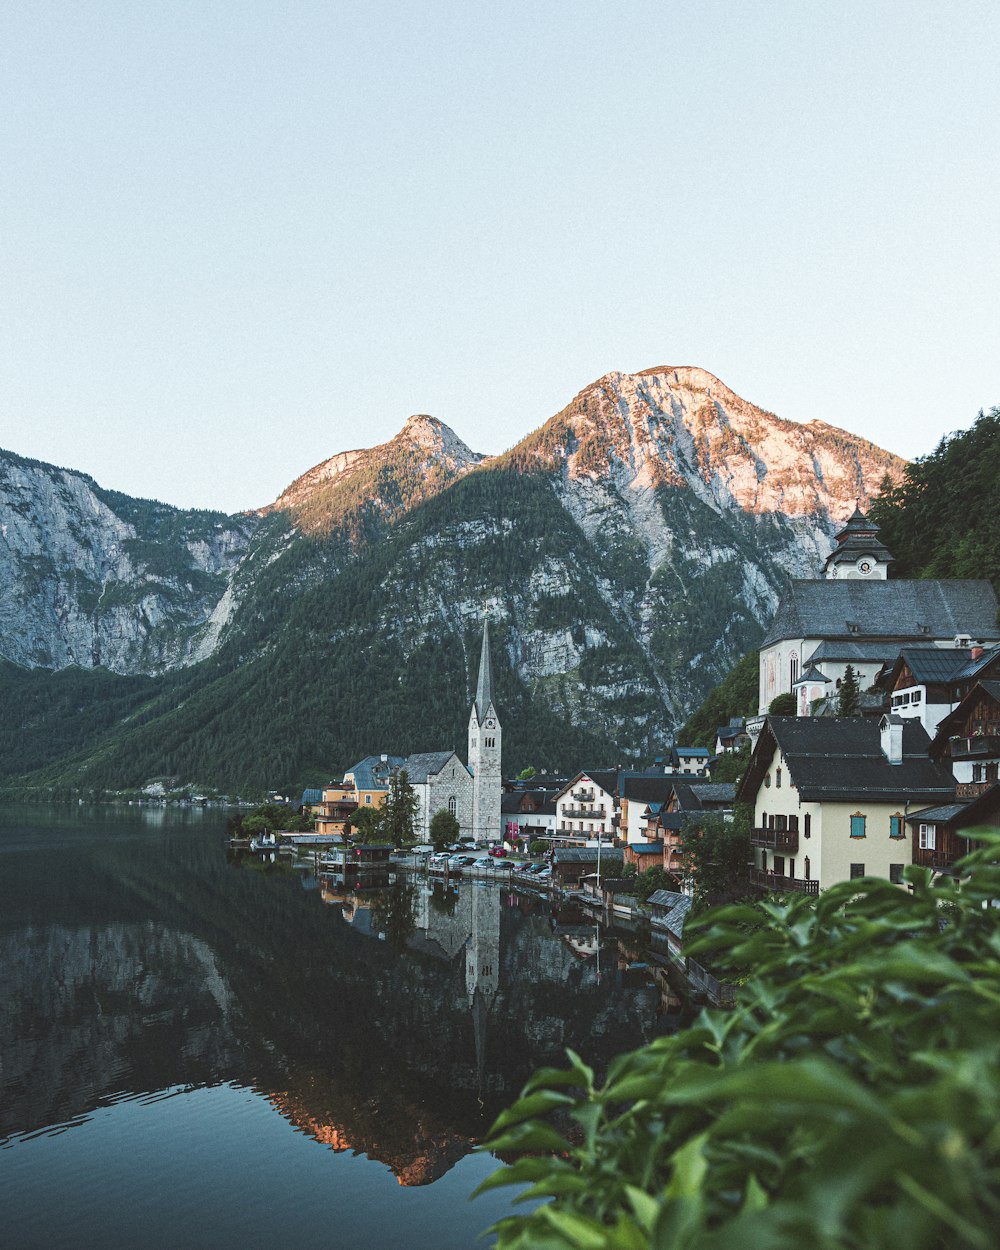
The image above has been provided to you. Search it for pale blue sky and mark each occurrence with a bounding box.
[2,1,998,512]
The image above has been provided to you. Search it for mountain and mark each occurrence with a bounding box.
[0,367,907,794]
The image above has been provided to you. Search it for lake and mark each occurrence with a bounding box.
[0,805,687,1249]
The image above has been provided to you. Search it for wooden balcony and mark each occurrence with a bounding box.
[749,867,818,896]
[948,734,1000,760]
[749,827,799,853]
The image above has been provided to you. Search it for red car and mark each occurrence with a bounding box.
[488,846,507,858]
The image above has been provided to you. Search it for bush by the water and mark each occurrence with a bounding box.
[477,834,1000,1248]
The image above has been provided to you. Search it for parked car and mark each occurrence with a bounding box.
[488,846,507,858]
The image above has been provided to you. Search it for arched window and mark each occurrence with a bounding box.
[448,796,457,816]
[790,655,799,687]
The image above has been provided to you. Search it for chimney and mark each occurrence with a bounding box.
[880,714,904,765]
[971,645,985,661]
[381,753,388,762]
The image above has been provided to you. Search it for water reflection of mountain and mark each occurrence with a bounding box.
[1,812,677,1185]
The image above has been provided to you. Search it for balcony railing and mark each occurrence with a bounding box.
[749,867,819,895]
[561,805,606,819]
[949,734,1000,760]
[913,847,960,871]
[749,827,799,853]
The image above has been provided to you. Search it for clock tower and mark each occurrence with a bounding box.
[821,505,894,580]
[468,617,502,843]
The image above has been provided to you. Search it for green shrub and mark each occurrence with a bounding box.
[477,834,1000,1248]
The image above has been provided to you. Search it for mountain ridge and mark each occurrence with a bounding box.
[0,365,913,791]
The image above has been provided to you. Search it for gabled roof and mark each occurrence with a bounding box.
[794,664,830,685]
[674,745,711,759]
[620,775,677,803]
[762,580,998,649]
[402,751,468,784]
[629,842,664,854]
[931,680,1000,750]
[343,754,407,790]
[953,646,1000,682]
[739,716,955,805]
[300,788,324,805]
[716,722,747,740]
[555,770,619,801]
[888,647,974,687]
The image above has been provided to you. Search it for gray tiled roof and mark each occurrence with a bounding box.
[892,648,974,685]
[343,755,407,790]
[620,775,677,803]
[554,848,625,865]
[807,640,933,664]
[740,716,955,804]
[647,890,692,940]
[402,751,467,784]
[763,580,998,648]
[904,802,968,824]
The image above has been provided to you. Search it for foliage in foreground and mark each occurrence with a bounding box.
[476,835,1000,1249]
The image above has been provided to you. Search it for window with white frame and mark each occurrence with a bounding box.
[918,823,936,850]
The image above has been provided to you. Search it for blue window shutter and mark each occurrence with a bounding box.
[850,814,866,838]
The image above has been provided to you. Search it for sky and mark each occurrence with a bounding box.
[2,1,998,514]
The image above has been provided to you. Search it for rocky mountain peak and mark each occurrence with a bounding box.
[396,414,483,470]
[506,365,905,526]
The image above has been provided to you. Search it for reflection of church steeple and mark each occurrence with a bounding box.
[465,884,501,1097]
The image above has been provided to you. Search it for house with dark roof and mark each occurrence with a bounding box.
[714,718,749,755]
[757,507,999,717]
[929,681,1000,795]
[738,715,955,893]
[618,772,681,843]
[670,746,712,776]
[905,783,1000,877]
[883,647,1000,737]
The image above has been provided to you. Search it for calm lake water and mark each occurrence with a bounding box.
[0,805,686,1249]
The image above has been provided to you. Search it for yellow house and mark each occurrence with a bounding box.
[738,715,955,893]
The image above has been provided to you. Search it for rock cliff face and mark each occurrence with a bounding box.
[0,450,260,673]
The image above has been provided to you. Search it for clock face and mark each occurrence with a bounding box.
[856,556,874,575]
[485,718,495,729]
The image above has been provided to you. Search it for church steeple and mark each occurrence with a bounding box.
[475,619,494,720]
[468,614,502,843]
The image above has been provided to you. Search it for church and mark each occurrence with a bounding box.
[359,617,502,842]
[757,507,1000,715]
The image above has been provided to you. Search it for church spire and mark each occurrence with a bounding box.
[475,615,494,720]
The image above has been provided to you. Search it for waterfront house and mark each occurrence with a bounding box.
[343,755,407,808]
[647,889,692,959]
[738,715,955,893]
[553,771,617,844]
[552,846,624,888]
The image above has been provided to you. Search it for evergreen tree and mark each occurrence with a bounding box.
[680,808,751,907]
[838,664,861,716]
[381,769,419,847]
[429,808,459,852]
[349,805,385,843]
